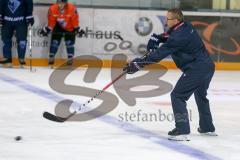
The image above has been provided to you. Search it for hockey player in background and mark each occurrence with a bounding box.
[0,0,34,67]
[39,0,85,66]
[124,8,217,141]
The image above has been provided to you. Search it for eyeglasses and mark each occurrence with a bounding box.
[166,18,176,21]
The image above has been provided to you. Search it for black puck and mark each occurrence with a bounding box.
[15,136,22,141]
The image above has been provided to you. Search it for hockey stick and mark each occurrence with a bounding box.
[43,50,152,122]
[117,35,155,65]
[43,70,127,122]
[28,26,36,72]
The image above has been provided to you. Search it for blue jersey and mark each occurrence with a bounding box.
[145,21,213,71]
[0,0,33,23]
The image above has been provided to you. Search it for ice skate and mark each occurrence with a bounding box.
[67,58,73,66]
[0,58,12,68]
[48,56,55,69]
[197,127,218,136]
[168,128,190,141]
[19,59,26,69]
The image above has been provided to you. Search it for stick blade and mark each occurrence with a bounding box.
[43,112,67,123]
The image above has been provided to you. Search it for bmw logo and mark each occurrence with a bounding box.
[135,17,153,36]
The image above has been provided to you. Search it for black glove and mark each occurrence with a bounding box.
[26,15,34,26]
[123,58,145,74]
[74,27,86,37]
[39,26,51,37]
[0,14,3,27]
[147,33,169,51]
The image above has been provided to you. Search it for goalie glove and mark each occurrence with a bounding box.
[74,27,86,37]
[39,26,51,37]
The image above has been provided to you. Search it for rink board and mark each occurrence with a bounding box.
[0,6,239,69]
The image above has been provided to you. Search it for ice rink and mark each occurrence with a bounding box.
[0,67,239,160]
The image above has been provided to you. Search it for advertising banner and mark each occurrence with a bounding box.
[0,6,239,63]
[184,16,240,62]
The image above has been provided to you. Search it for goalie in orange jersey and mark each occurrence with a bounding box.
[39,0,85,66]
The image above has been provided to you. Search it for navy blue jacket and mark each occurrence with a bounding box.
[0,0,33,22]
[145,21,213,71]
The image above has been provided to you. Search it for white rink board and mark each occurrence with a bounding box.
[0,6,240,60]
[0,7,167,59]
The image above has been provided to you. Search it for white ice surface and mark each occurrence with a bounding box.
[0,67,239,160]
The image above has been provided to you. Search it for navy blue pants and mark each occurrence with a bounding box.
[170,60,215,134]
[1,21,28,60]
[49,24,76,59]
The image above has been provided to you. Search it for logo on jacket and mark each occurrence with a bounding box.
[8,0,21,14]
[57,18,67,28]
[135,17,153,36]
